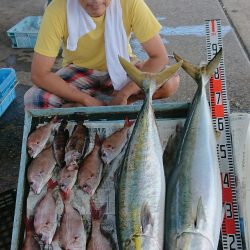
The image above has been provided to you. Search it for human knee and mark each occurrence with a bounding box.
[153,74,180,99]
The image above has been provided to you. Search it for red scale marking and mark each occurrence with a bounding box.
[221,174,236,235]
[210,82,224,118]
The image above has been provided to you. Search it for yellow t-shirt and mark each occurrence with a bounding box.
[35,0,161,71]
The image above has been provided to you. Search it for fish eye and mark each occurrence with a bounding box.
[67,175,71,178]
[36,141,40,144]
[46,222,49,225]
[90,173,94,177]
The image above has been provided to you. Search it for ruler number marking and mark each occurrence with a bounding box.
[228,235,236,249]
[215,92,222,105]
[223,173,230,188]
[225,203,234,219]
[217,118,224,131]
[219,145,227,158]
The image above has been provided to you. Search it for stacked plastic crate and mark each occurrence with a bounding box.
[7,16,41,49]
[0,68,17,116]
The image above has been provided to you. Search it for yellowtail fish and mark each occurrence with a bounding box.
[116,57,182,250]
[164,50,223,250]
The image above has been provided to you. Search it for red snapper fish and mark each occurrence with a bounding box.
[101,117,133,164]
[59,191,87,249]
[77,134,103,196]
[27,146,57,194]
[34,180,58,245]
[87,200,112,250]
[27,116,59,158]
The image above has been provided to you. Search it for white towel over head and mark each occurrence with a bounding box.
[66,0,130,90]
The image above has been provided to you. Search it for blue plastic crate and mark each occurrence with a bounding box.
[7,16,42,48]
[0,68,16,100]
[0,88,16,117]
[0,68,16,117]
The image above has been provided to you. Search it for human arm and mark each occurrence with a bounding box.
[110,34,179,105]
[31,52,105,106]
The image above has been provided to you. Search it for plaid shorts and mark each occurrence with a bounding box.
[24,64,114,109]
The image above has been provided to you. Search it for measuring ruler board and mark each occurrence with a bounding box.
[205,19,243,250]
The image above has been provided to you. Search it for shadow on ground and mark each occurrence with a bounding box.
[0,84,30,193]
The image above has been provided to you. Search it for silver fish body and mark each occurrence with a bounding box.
[164,50,223,250]
[116,57,182,249]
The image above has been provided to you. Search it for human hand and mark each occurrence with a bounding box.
[88,98,106,107]
[109,91,128,106]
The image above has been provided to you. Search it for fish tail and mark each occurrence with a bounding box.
[90,199,107,220]
[47,179,58,190]
[124,116,134,128]
[24,216,34,231]
[60,119,68,129]
[94,133,102,146]
[118,56,182,97]
[60,189,71,201]
[174,49,222,87]
[51,115,61,124]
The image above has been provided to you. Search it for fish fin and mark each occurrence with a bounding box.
[90,199,107,220]
[118,56,145,87]
[174,52,201,82]
[141,202,154,233]
[205,48,223,80]
[119,56,182,96]
[124,116,134,128]
[154,61,183,87]
[47,179,58,190]
[174,49,222,87]
[194,197,207,229]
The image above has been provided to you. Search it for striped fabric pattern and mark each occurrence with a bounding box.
[24,64,113,109]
